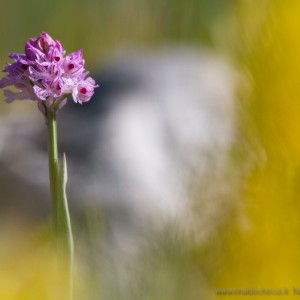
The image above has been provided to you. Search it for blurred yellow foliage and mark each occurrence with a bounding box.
[0,222,90,300]
[215,1,300,298]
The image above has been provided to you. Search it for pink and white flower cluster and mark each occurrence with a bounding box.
[0,32,98,111]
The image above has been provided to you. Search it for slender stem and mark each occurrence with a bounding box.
[47,110,73,300]
[47,111,59,229]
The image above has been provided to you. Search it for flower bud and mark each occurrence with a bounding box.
[35,32,56,53]
[25,32,56,60]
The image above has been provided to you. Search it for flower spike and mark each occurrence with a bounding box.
[0,32,99,112]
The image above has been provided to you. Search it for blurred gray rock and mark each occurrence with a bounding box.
[0,47,236,254]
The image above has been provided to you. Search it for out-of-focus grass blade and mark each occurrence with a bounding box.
[57,153,74,299]
[57,153,74,255]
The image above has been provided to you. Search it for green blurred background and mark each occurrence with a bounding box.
[2,0,300,299]
[0,0,236,70]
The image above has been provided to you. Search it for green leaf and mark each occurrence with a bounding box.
[57,153,74,260]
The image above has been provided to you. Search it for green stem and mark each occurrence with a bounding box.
[47,111,59,228]
[47,111,74,300]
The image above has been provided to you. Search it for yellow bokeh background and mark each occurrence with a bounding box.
[215,1,300,298]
